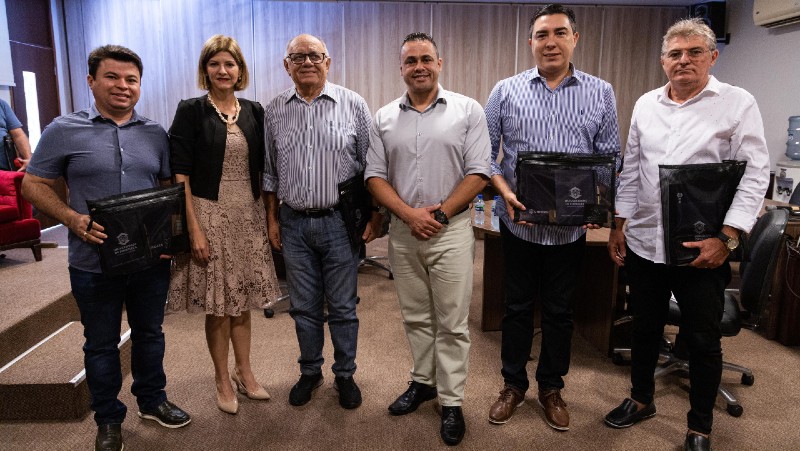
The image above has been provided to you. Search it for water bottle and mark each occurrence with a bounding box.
[491,195,501,230]
[474,194,485,225]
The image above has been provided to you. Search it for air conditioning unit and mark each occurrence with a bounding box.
[753,0,800,28]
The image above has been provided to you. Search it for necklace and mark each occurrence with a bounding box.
[208,95,240,129]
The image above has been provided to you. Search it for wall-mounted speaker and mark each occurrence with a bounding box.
[690,1,729,44]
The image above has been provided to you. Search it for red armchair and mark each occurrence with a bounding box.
[0,171,42,261]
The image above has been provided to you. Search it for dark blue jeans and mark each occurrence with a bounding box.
[499,222,586,392]
[69,261,170,426]
[280,205,360,377]
[625,248,730,435]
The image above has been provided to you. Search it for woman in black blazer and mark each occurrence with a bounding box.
[166,35,279,415]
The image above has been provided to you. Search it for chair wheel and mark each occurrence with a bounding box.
[611,352,626,366]
[741,373,755,386]
[726,403,743,417]
[264,308,275,318]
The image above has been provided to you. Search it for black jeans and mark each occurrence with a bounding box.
[625,248,730,435]
[499,222,585,392]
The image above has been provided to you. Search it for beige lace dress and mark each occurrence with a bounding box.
[167,127,280,316]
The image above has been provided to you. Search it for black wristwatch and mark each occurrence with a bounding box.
[716,231,739,252]
[433,209,449,225]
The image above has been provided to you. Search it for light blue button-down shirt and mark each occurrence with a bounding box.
[485,65,621,245]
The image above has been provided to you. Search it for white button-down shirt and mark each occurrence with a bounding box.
[617,76,771,264]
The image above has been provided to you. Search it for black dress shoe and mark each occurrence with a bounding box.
[441,406,466,446]
[388,381,437,415]
[137,400,191,428]
[334,376,362,409]
[604,398,656,428]
[684,432,711,451]
[289,373,323,406]
[95,424,123,451]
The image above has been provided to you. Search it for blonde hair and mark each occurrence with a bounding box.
[662,18,716,54]
[197,34,249,91]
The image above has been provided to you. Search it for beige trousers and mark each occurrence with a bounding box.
[388,211,474,406]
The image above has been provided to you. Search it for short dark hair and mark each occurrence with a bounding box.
[529,4,577,38]
[88,45,143,78]
[402,32,439,57]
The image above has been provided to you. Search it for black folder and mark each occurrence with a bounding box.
[514,152,616,226]
[87,183,189,275]
[337,171,372,250]
[659,160,747,265]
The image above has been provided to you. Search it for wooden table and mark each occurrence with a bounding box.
[473,201,622,356]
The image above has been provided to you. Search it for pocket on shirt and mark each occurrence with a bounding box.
[571,116,602,152]
[326,121,355,151]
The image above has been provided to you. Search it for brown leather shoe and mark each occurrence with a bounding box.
[538,389,569,431]
[488,385,525,424]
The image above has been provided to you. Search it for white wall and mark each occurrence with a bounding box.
[713,0,800,169]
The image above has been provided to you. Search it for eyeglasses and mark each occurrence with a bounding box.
[286,53,327,65]
[662,48,712,62]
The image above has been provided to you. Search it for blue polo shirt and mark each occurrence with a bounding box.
[26,104,171,273]
[0,98,23,139]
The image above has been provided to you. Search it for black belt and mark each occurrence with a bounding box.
[288,204,340,218]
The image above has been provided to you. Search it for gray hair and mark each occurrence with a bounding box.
[662,18,716,54]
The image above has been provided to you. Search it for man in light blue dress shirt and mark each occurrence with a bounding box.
[263,34,382,410]
[484,4,621,431]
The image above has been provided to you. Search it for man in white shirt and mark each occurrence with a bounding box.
[603,19,770,451]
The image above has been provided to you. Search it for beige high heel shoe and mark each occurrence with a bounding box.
[231,368,271,400]
[216,384,239,414]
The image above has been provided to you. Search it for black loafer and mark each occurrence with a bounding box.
[289,373,323,406]
[441,406,466,446]
[388,381,437,415]
[334,376,362,409]
[137,400,191,428]
[604,398,656,428]
[95,424,123,451]
[684,432,711,451]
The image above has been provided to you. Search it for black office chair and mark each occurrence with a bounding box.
[358,211,392,279]
[612,209,790,417]
[789,184,800,206]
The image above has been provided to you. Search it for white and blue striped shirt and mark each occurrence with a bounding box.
[486,65,621,245]
[263,82,372,210]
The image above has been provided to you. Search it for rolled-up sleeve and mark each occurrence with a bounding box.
[724,95,770,233]
[615,101,641,219]
[462,99,491,178]
[365,112,388,181]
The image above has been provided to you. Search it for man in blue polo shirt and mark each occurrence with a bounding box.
[485,3,620,431]
[22,45,190,451]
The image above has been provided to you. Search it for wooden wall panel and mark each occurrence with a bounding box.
[598,6,686,147]
[160,0,255,126]
[432,4,517,105]
[343,2,430,113]
[252,1,344,105]
[73,0,170,126]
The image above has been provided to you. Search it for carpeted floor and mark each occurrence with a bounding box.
[1,232,800,450]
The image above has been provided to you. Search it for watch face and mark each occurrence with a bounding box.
[434,210,448,224]
[727,238,739,251]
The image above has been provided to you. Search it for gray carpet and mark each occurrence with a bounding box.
[1,235,800,450]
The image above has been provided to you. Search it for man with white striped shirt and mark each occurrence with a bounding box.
[485,4,620,431]
[263,34,382,410]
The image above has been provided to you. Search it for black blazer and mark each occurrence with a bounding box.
[169,95,265,200]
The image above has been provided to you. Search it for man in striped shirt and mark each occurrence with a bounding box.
[263,34,382,410]
[485,4,621,431]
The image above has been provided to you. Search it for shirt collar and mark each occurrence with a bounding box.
[399,84,448,111]
[658,75,720,105]
[89,103,142,125]
[286,81,338,104]
[528,63,581,87]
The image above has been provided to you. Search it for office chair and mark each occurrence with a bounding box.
[612,209,790,417]
[789,184,800,206]
[358,210,392,279]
